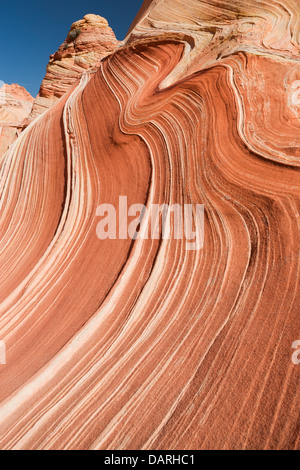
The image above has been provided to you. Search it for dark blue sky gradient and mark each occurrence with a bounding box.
[0,1,143,97]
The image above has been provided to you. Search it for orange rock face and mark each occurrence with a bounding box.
[26,14,120,123]
[0,0,300,450]
[0,83,34,157]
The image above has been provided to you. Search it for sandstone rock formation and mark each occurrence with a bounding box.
[0,0,299,450]
[27,14,120,122]
[0,83,34,157]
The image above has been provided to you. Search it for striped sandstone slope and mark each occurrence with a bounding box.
[0,0,299,450]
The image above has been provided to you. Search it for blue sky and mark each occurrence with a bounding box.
[0,0,143,97]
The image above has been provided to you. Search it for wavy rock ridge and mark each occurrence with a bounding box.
[0,0,299,450]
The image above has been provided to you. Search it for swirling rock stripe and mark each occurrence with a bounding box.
[0,35,299,450]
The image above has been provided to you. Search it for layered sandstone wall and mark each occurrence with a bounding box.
[0,83,34,157]
[0,0,299,450]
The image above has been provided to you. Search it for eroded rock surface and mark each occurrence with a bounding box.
[0,1,299,450]
[0,83,34,156]
[27,14,120,122]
